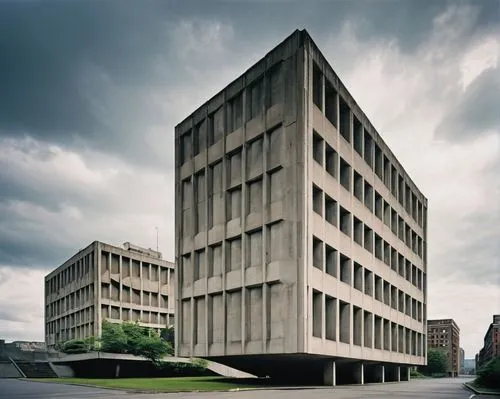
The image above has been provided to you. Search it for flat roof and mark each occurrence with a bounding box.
[44,240,174,280]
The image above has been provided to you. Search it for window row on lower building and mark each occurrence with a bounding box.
[49,322,96,345]
[100,305,172,326]
[46,305,95,335]
[101,282,169,308]
[46,252,94,295]
[46,284,95,318]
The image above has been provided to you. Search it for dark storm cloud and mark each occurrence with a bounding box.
[1,0,495,168]
[436,66,500,142]
[0,0,183,168]
[0,0,497,271]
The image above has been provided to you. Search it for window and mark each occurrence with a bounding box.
[226,92,243,132]
[364,181,373,211]
[313,63,322,109]
[313,237,323,270]
[325,245,337,277]
[267,63,282,108]
[247,78,263,120]
[354,171,363,202]
[325,79,337,127]
[339,97,351,142]
[353,217,363,246]
[340,253,351,285]
[353,116,363,156]
[340,157,351,191]
[325,194,337,226]
[193,119,207,156]
[312,185,323,215]
[313,131,323,165]
[339,206,351,237]
[325,144,337,178]
[364,132,373,168]
[180,131,192,164]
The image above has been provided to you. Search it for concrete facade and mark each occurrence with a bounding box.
[174,29,428,384]
[427,319,460,377]
[44,241,175,349]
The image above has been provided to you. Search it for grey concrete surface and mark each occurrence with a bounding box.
[175,28,427,383]
[1,377,498,399]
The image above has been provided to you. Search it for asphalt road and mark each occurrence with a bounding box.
[0,377,497,399]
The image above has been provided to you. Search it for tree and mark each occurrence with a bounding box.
[136,334,172,365]
[99,320,172,364]
[61,339,89,354]
[476,357,500,389]
[420,348,448,376]
[100,320,128,353]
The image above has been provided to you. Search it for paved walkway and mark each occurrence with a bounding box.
[1,377,497,399]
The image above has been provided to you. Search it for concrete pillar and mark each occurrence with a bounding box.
[323,360,336,386]
[397,365,401,382]
[354,362,364,385]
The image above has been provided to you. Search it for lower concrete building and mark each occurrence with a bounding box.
[45,241,175,349]
[427,319,460,377]
[174,29,427,385]
[476,314,500,369]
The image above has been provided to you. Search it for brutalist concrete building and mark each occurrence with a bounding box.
[45,241,175,349]
[175,29,428,385]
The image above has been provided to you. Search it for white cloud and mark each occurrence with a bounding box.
[0,4,498,359]
[429,280,500,357]
[460,36,499,89]
[0,267,45,342]
[320,4,500,357]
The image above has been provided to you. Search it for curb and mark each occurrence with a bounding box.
[463,382,500,397]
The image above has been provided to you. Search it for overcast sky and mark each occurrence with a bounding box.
[0,0,498,359]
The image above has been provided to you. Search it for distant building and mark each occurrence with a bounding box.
[44,241,175,349]
[427,319,460,377]
[459,347,464,374]
[463,358,475,375]
[476,314,500,369]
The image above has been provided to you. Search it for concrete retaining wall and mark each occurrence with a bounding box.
[0,361,22,378]
[51,364,74,378]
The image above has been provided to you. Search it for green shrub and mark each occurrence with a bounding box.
[410,368,425,378]
[475,357,500,389]
[61,339,89,354]
[419,349,448,376]
[191,358,209,369]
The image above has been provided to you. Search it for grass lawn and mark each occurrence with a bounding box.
[28,376,269,392]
